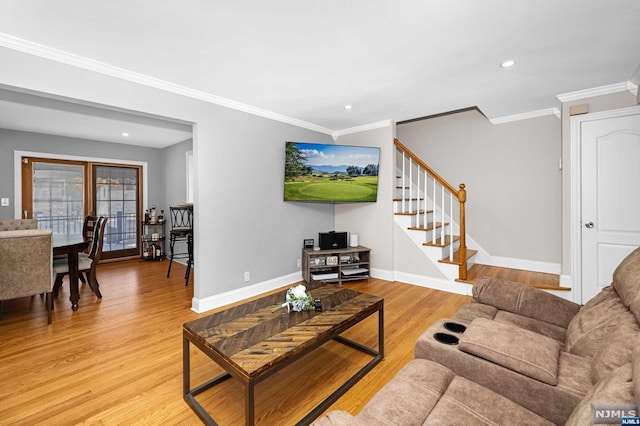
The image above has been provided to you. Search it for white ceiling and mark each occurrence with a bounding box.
[0,0,639,147]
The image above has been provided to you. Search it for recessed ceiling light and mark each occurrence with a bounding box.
[344,105,352,110]
[122,132,130,137]
[500,59,516,68]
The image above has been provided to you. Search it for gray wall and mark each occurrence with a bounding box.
[397,109,562,264]
[335,125,395,276]
[162,138,192,207]
[0,46,334,309]
[0,128,164,219]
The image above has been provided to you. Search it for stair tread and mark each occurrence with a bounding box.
[393,197,424,201]
[438,249,477,265]
[424,235,460,247]
[408,222,448,231]
[455,264,570,291]
[394,210,434,216]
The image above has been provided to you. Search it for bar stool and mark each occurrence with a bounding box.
[166,204,193,285]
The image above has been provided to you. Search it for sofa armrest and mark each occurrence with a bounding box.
[473,277,581,329]
[459,318,561,385]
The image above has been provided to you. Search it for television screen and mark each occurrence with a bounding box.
[284,142,380,203]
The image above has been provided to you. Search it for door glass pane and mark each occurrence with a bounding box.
[94,165,139,257]
[32,162,84,234]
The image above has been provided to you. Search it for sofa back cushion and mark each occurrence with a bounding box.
[565,285,630,357]
[613,247,640,323]
[565,362,635,426]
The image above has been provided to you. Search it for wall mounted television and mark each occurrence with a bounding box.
[284,141,380,203]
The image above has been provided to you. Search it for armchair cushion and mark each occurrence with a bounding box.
[459,318,561,385]
[472,277,581,329]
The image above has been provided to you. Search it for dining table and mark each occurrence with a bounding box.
[53,234,91,311]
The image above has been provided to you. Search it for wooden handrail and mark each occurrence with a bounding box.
[394,138,458,195]
[394,138,468,281]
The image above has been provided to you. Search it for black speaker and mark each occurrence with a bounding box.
[318,231,348,250]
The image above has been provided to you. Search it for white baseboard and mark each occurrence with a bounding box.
[489,256,561,275]
[393,271,473,296]
[192,272,301,313]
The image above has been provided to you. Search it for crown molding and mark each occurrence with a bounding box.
[332,119,394,140]
[489,107,560,125]
[556,81,632,103]
[0,33,335,136]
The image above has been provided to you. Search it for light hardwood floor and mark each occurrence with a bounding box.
[0,260,470,425]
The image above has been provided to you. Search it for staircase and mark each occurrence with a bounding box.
[393,138,568,291]
[394,139,474,284]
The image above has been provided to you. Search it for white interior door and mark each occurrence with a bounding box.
[580,108,640,303]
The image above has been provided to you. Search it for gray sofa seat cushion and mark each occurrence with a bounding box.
[422,376,554,426]
[311,359,554,426]
[459,318,561,385]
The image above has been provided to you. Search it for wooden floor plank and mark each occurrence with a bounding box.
[0,260,470,425]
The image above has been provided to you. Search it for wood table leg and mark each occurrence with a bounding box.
[67,250,80,311]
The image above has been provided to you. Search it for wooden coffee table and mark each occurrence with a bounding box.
[183,283,384,425]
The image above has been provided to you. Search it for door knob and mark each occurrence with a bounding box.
[585,222,594,229]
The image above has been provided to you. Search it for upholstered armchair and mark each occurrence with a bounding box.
[0,229,55,323]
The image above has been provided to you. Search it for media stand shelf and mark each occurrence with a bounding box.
[302,245,371,284]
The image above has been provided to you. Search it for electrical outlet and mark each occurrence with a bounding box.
[0,198,9,207]
[296,258,301,268]
[244,271,250,282]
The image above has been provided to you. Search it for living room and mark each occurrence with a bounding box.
[1,2,639,424]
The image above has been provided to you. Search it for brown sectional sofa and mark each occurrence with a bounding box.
[313,247,640,425]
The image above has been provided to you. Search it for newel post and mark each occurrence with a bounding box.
[457,184,467,280]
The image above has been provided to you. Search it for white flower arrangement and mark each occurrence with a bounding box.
[272,284,313,312]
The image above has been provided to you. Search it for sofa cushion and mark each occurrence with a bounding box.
[494,310,567,343]
[424,376,554,426]
[459,318,561,385]
[565,285,630,357]
[312,359,554,426]
[591,314,640,383]
[355,358,455,425]
[613,247,640,324]
[472,277,581,328]
[450,302,498,324]
[565,363,635,426]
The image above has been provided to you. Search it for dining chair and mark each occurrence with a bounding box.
[53,216,108,299]
[0,229,55,323]
[54,215,98,269]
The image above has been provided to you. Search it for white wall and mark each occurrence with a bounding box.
[0,46,334,311]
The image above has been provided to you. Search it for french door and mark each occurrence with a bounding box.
[22,158,142,259]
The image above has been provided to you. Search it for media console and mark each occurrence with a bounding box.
[302,245,371,284]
